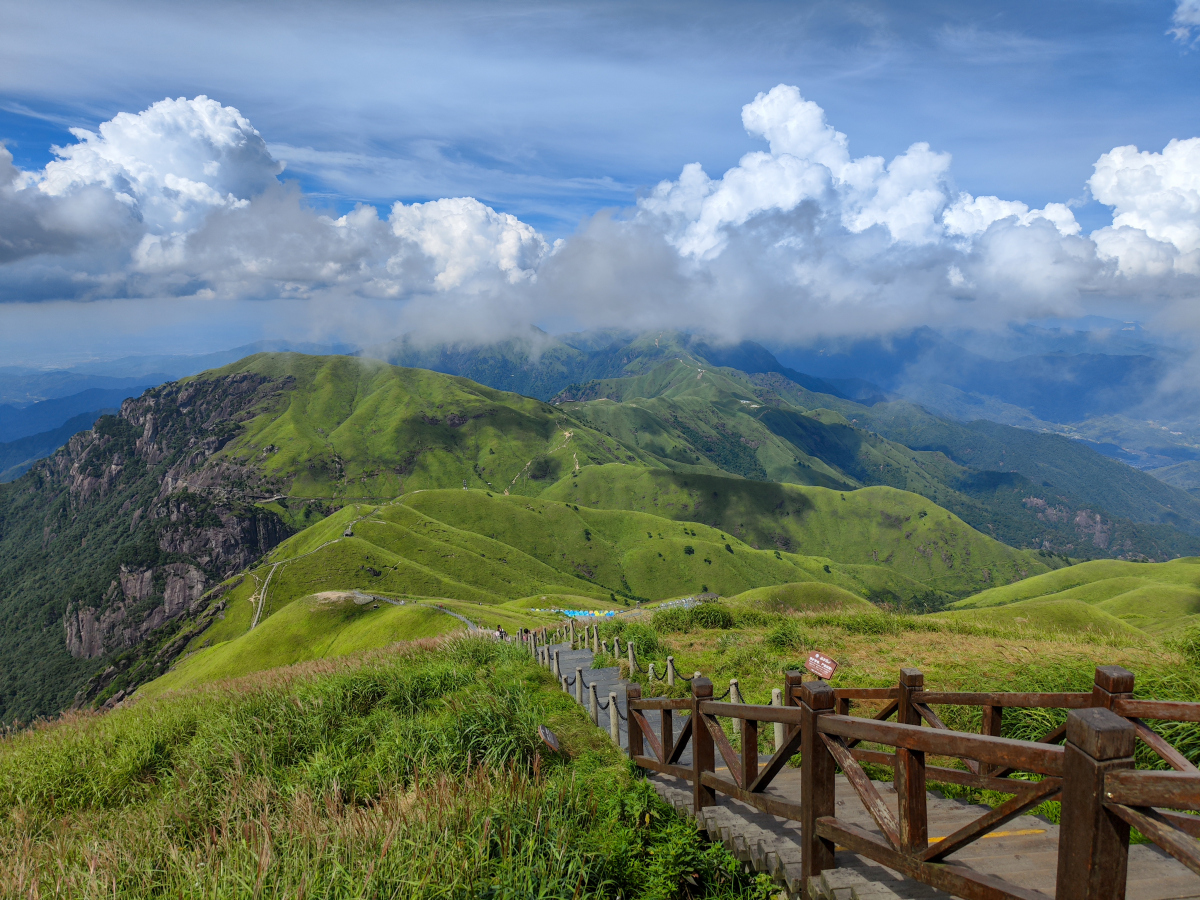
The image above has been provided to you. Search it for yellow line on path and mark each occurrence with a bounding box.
[929,828,1047,841]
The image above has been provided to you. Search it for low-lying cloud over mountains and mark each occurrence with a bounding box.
[2,85,1199,349]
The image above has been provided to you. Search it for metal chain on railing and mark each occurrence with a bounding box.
[616,705,627,721]
[712,687,732,701]
[564,674,576,686]
[597,696,610,710]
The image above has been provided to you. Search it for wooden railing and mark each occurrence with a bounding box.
[627,664,1200,900]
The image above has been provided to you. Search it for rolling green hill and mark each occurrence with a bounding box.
[139,478,1045,696]
[945,557,1200,636]
[542,465,1049,598]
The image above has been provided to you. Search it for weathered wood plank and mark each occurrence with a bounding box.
[701,713,743,787]
[1108,804,1200,879]
[1113,699,1200,723]
[1132,718,1199,773]
[666,715,692,765]
[850,748,1063,795]
[920,692,1093,709]
[700,700,803,724]
[699,771,806,821]
[632,755,691,781]
[631,710,664,761]
[820,715,1065,775]
[747,719,804,793]
[629,697,693,711]
[1104,770,1200,811]
[916,701,982,776]
[822,732,900,848]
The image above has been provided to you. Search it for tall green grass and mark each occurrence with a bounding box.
[0,638,770,899]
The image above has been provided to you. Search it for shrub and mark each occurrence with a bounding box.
[691,604,734,630]
[620,623,662,657]
[765,619,806,652]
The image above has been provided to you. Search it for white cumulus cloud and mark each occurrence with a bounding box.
[2,86,1200,350]
[1089,138,1200,274]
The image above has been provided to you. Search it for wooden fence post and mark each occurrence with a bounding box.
[981,705,1002,776]
[800,679,836,888]
[692,676,716,814]
[628,641,637,674]
[667,656,677,686]
[1093,665,1135,710]
[570,620,575,647]
[772,688,785,752]
[589,681,599,725]
[729,678,742,704]
[1055,708,1135,900]
[592,625,600,654]
[648,663,657,682]
[614,636,622,657]
[897,667,928,854]
[553,649,561,679]
[627,683,643,760]
[609,692,621,745]
[784,670,803,741]
[741,705,758,788]
[575,667,584,705]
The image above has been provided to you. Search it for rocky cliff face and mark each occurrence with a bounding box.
[0,371,298,722]
[49,373,293,659]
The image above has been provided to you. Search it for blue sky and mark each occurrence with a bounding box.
[2,0,1195,235]
[0,0,1198,364]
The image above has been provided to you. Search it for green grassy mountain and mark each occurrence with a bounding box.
[0,353,661,722]
[550,358,1200,560]
[751,373,1200,542]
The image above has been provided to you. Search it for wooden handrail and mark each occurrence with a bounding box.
[621,661,1200,900]
[1112,698,1200,722]
[1103,769,1200,811]
[918,691,1094,709]
[818,714,1066,776]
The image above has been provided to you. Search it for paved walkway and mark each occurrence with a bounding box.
[548,640,1200,900]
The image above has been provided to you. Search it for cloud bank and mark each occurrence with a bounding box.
[2,88,1199,348]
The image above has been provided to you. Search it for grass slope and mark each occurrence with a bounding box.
[209,352,659,501]
[948,557,1200,635]
[2,638,768,898]
[143,593,465,695]
[543,465,1050,599]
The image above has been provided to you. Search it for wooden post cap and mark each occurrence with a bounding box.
[899,668,924,687]
[691,676,714,697]
[1067,707,1135,760]
[1094,665,1135,694]
[800,679,836,710]
[626,683,641,699]
[784,669,803,684]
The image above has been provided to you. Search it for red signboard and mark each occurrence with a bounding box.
[805,650,838,680]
